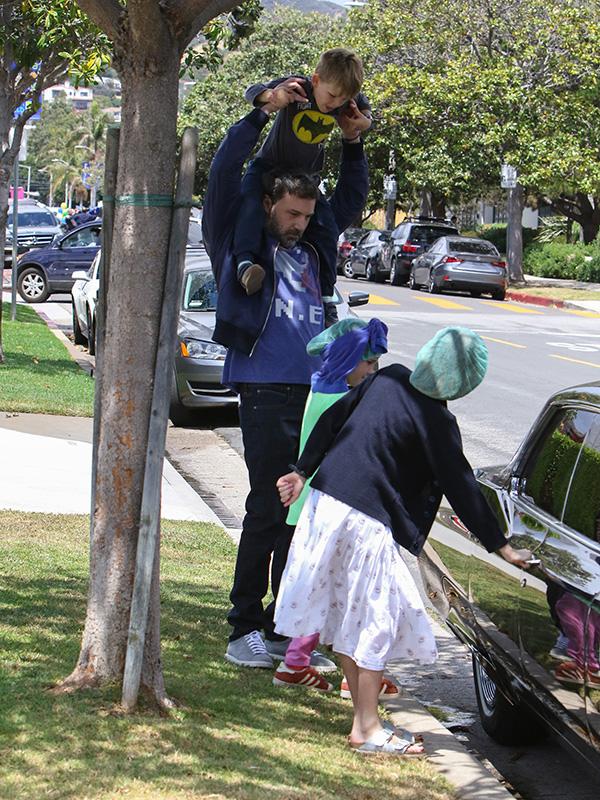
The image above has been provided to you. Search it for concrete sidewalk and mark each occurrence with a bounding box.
[0,411,222,524]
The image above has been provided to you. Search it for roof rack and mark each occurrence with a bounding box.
[404,215,453,224]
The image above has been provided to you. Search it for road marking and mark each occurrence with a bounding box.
[414,295,473,310]
[482,336,526,349]
[550,355,600,369]
[363,293,401,306]
[558,308,600,318]
[481,300,543,314]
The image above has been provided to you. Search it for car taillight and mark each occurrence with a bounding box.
[340,242,352,254]
[491,260,506,268]
[442,256,463,263]
[401,242,420,253]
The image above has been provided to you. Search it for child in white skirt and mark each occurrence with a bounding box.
[275,327,534,756]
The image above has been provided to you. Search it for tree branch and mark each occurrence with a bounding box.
[76,0,122,40]
[167,0,240,51]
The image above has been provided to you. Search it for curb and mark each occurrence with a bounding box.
[29,304,96,377]
[505,290,585,311]
[385,694,514,799]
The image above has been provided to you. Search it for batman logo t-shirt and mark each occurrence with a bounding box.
[246,75,370,174]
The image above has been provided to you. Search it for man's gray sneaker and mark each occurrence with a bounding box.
[265,638,337,673]
[309,650,337,673]
[225,631,274,668]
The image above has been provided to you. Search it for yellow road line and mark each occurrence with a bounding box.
[550,354,600,369]
[482,336,527,349]
[414,295,473,310]
[558,308,600,318]
[481,300,543,314]
[363,293,401,306]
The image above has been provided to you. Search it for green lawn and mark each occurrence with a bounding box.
[0,303,93,415]
[0,510,454,800]
[509,286,600,302]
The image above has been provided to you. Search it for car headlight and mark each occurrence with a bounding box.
[180,339,226,361]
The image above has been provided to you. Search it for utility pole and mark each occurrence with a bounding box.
[501,164,524,283]
[383,149,397,230]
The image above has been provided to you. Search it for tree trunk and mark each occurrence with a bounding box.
[60,49,181,706]
[430,191,446,220]
[506,184,524,283]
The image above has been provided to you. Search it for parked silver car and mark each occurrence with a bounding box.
[409,236,507,299]
[169,250,371,425]
[5,200,62,266]
[419,381,600,770]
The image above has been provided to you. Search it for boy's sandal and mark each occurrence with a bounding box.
[382,720,424,743]
[350,728,427,758]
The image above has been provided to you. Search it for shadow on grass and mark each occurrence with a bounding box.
[0,516,453,800]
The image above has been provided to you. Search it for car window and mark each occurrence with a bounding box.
[523,407,598,521]
[357,233,371,246]
[7,210,57,227]
[392,225,407,240]
[182,270,218,311]
[449,239,498,255]
[429,240,444,254]
[409,225,458,244]
[62,227,101,248]
[562,418,600,542]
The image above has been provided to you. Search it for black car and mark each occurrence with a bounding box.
[341,229,390,282]
[419,381,600,771]
[381,217,459,285]
[16,221,102,303]
[336,226,367,274]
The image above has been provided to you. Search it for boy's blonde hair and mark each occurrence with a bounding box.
[315,48,364,98]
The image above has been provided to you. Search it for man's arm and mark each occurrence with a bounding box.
[327,122,369,235]
[201,108,271,260]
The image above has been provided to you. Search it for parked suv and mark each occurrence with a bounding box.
[381,217,459,285]
[419,381,600,770]
[4,200,62,266]
[16,220,101,302]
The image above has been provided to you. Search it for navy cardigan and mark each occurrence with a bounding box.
[295,364,507,556]
[202,108,369,355]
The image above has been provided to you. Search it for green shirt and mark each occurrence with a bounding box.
[286,389,347,525]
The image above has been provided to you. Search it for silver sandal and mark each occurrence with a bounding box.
[351,728,427,758]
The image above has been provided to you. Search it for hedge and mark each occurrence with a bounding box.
[523,242,600,282]
[477,223,538,253]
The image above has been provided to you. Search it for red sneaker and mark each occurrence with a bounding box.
[273,665,333,692]
[340,676,400,700]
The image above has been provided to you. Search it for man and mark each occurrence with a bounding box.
[202,86,369,669]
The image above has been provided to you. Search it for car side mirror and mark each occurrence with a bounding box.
[348,291,369,307]
[71,270,90,281]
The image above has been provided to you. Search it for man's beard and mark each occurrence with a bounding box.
[266,213,302,248]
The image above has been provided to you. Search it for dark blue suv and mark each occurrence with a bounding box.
[16,221,101,303]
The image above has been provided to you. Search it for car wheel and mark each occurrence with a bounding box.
[72,304,86,345]
[389,259,403,286]
[342,259,356,279]
[408,272,419,291]
[427,273,440,294]
[473,655,545,745]
[492,289,506,301]
[471,290,481,298]
[86,308,96,356]
[17,267,49,303]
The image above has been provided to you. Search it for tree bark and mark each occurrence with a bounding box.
[549,193,600,245]
[60,43,181,705]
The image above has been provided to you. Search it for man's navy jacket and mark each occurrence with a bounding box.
[202,107,369,356]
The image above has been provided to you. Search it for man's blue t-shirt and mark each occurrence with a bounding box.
[223,243,323,386]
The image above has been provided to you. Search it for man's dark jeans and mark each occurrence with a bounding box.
[228,383,309,642]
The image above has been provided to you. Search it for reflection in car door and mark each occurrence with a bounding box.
[49,227,101,288]
[515,408,600,749]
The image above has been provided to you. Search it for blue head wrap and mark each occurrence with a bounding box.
[309,318,388,393]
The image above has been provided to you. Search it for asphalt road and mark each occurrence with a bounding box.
[48,286,600,797]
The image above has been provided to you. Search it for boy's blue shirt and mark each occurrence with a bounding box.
[202,107,369,356]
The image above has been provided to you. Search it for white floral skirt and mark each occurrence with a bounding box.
[274,489,438,671]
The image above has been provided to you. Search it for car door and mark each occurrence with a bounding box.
[352,232,371,276]
[414,240,441,283]
[47,225,101,289]
[514,406,600,748]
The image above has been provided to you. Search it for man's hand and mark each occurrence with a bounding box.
[260,78,308,114]
[337,100,372,141]
[498,543,535,569]
[276,472,306,507]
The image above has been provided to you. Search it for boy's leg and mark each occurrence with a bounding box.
[304,194,340,326]
[233,160,267,295]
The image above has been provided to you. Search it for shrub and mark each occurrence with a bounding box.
[478,223,537,253]
[523,242,600,281]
